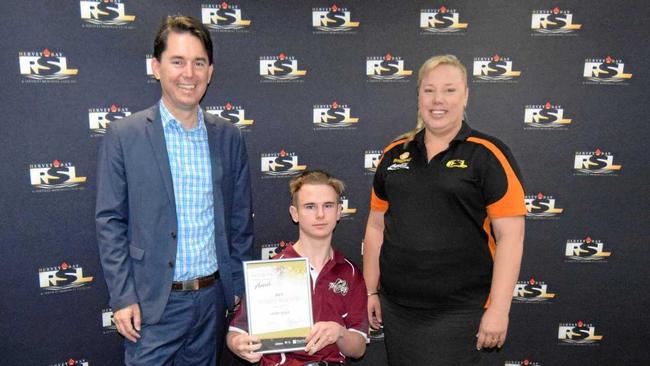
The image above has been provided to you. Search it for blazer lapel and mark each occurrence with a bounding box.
[145,105,176,210]
[205,112,225,187]
[206,113,225,237]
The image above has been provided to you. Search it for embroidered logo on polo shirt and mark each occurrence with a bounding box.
[446,159,468,168]
[387,152,411,170]
[328,278,349,296]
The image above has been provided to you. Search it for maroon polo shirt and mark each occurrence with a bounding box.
[230,244,369,365]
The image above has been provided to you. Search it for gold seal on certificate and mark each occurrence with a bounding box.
[243,257,313,353]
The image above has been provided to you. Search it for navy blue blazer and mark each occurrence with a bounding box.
[95,104,253,324]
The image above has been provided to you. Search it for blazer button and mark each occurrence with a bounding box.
[168,261,174,268]
[171,231,177,239]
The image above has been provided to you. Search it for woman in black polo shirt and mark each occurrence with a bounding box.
[363,55,526,365]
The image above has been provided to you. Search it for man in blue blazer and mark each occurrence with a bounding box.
[95,15,253,365]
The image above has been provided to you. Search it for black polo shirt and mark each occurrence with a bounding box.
[371,122,525,309]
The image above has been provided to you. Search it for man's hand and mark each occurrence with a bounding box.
[367,294,382,329]
[304,321,345,355]
[476,307,509,350]
[227,331,262,363]
[114,303,141,343]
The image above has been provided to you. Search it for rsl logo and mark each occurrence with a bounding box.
[80,0,136,27]
[340,196,357,218]
[583,56,633,84]
[145,54,158,83]
[260,53,307,82]
[206,102,254,130]
[565,236,612,262]
[473,54,521,82]
[102,308,117,333]
[313,101,359,128]
[19,49,78,82]
[505,359,541,366]
[531,7,581,35]
[366,53,413,82]
[420,6,468,34]
[201,2,251,31]
[524,102,572,129]
[525,192,563,218]
[261,150,307,177]
[364,150,382,174]
[29,160,87,191]
[513,277,556,303]
[48,358,90,366]
[312,4,359,33]
[260,240,295,260]
[89,104,131,136]
[558,320,603,345]
[38,261,94,294]
[574,148,622,175]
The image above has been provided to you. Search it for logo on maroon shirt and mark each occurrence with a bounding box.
[328,278,349,295]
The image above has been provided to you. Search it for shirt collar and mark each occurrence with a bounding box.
[159,99,205,132]
[280,244,345,265]
[415,120,472,151]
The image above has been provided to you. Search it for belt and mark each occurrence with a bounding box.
[171,271,219,291]
[303,362,328,366]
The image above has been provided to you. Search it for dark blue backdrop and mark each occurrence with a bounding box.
[1,1,648,365]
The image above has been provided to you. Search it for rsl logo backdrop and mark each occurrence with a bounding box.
[565,236,612,262]
[260,53,307,82]
[505,360,541,366]
[48,358,90,366]
[313,101,359,128]
[206,102,254,130]
[19,49,78,82]
[201,2,251,31]
[312,4,359,33]
[102,308,117,333]
[558,321,603,345]
[420,6,468,34]
[524,102,572,129]
[525,193,563,218]
[29,160,87,191]
[80,0,136,27]
[574,148,622,175]
[260,240,294,260]
[531,7,581,35]
[583,56,633,84]
[340,196,357,218]
[39,261,93,294]
[89,104,131,136]
[260,150,307,177]
[473,54,521,82]
[364,150,382,174]
[513,277,556,303]
[366,53,412,81]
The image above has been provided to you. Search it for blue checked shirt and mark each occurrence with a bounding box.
[160,101,218,281]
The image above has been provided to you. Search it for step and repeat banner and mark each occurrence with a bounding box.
[1,1,648,365]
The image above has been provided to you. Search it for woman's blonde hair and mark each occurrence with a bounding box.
[399,54,468,145]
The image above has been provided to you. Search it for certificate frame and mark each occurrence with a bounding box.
[243,257,313,354]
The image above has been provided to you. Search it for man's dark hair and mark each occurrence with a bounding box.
[153,15,214,65]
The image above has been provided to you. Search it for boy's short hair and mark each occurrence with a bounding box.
[289,170,345,206]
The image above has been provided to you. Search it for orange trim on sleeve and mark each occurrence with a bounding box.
[368,138,408,213]
[467,137,526,218]
[370,188,388,212]
[482,216,496,309]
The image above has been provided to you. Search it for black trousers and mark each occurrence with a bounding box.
[380,295,483,366]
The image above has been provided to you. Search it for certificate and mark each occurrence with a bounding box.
[243,257,313,353]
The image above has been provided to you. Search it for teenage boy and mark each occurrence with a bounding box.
[227,170,368,365]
